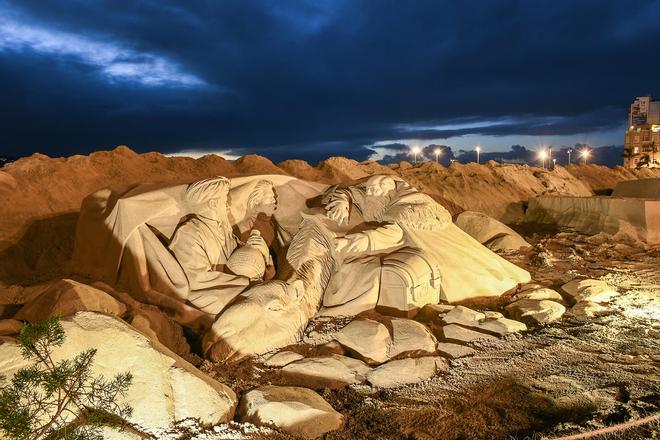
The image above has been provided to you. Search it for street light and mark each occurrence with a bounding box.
[539,150,548,169]
[567,149,572,165]
[434,148,442,163]
[475,146,481,164]
[411,146,421,164]
[581,149,590,164]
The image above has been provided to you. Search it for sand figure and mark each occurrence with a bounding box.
[320,175,531,314]
[168,177,273,315]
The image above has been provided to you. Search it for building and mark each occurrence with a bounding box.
[624,95,660,169]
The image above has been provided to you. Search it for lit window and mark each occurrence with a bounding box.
[634,147,639,154]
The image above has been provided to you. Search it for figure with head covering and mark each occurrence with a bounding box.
[169,177,272,315]
[320,175,530,314]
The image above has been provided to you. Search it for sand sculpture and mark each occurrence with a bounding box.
[72,174,530,361]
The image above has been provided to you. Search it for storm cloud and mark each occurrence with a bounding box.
[0,0,658,163]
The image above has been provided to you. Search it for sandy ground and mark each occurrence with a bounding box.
[198,228,659,440]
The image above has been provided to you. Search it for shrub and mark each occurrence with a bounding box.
[0,316,133,440]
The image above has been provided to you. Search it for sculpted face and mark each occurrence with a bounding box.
[365,175,396,197]
[204,280,307,362]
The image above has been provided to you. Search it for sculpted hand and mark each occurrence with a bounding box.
[325,199,349,225]
[246,232,269,261]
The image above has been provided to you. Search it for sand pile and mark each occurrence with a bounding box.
[1,146,658,286]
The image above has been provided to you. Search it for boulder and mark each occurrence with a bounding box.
[366,357,448,388]
[436,324,498,344]
[334,318,391,365]
[510,287,564,302]
[442,306,526,336]
[571,302,608,320]
[454,211,531,251]
[0,319,22,336]
[129,308,191,359]
[505,299,566,325]
[263,351,305,368]
[436,342,477,359]
[561,279,620,304]
[388,318,436,358]
[13,279,127,323]
[0,312,237,431]
[280,354,370,389]
[237,386,343,439]
[443,306,485,325]
[415,304,455,322]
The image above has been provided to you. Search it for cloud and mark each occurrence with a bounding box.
[0,11,205,87]
[0,0,658,162]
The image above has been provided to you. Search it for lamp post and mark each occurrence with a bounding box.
[539,150,547,169]
[434,148,442,163]
[411,146,421,164]
[567,149,572,165]
[475,146,481,164]
[581,149,590,165]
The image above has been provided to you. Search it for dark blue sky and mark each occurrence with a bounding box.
[0,0,658,163]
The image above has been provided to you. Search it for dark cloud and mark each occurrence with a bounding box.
[0,0,658,163]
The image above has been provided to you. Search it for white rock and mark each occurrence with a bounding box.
[437,324,498,343]
[415,304,455,322]
[505,299,566,325]
[442,306,526,336]
[436,342,477,359]
[280,354,370,389]
[0,312,236,432]
[476,317,527,336]
[263,351,305,367]
[237,386,343,439]
[366,357,448,388]
[571,302,608,320]
[561,279,620,304]
[443,306,486,326]
[334,318,391,365]
[483,311,504,320]
[510,287,564,302]
[388,318,436,358]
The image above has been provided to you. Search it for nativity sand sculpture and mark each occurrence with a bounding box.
[72,174,530,361]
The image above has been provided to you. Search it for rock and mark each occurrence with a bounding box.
[436,342,477,359]
[510,287,564,302]
[415,304,455,322]
[0,319,22,335]
[0,312,237,431]
[483,311,504,320]
[366,357,448,388]
[280,354,370,389]
[454,211,532,251]
[129,308,191,359]
[436,324,498,344]
[505,299,566,325]
[442,306,526,336]
[315,341,345,356]
[571,302,608,320]
[388,318,436,359]
[334,318,391,365]
[263,351,305,368]
[13,279,127,323]
[0,304,21,319]
[477,317,527,336]
[443,306,485,325]
[561,279,620,304]
[237,386,343,439]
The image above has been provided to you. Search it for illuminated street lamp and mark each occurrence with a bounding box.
[538,149,548,169]
[475,146,481,164]
[567,149,572,165]
[434,148,442,163]
[581,149,590,164]
[411,146,421,164]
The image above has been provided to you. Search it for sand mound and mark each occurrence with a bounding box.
[1,146,658,286]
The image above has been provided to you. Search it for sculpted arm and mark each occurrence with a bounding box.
[335,222,405,257]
